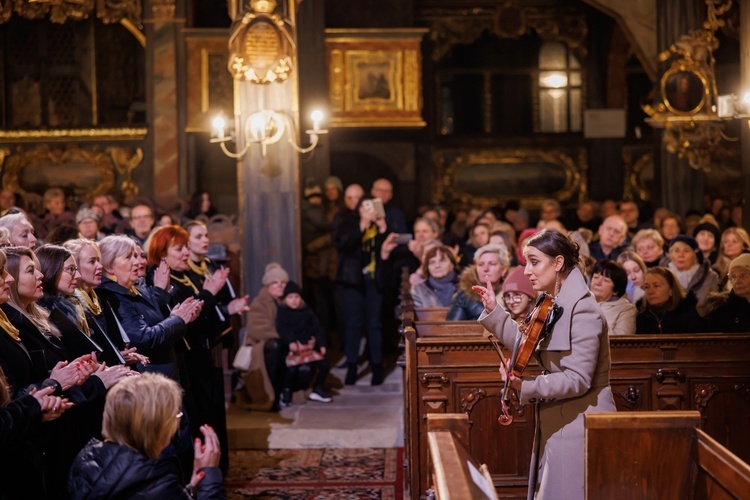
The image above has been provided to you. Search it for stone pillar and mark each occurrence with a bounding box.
[144,0,184,198]
[656,0,704,216]
[742,0,750,229]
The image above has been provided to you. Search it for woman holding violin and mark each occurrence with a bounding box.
[474,229,616,500]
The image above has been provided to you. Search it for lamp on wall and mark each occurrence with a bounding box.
[210,109,328,159]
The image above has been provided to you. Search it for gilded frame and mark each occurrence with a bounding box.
[434,149,585,209]
[660,62,709,116]
[326,29,428,128]
[184,30,234,133]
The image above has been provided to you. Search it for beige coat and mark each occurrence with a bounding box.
[479,268,616,500]
[235,287,279,411]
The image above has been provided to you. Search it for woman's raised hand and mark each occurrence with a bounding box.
[228,295,250,316]
[31,386,73,422]
[171,297,203,323]
[471,275,497,314]
[153,259,171,290]
[380,232,399,260]
[189,424,222,490]
[203,268,229,295]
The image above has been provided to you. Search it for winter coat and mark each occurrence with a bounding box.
[276,304,327,349]
[447,265,501,321]
[635,292,707,334]
[479,268,617,500]
[598,295,637,335]
[664,259,719,306]
[236,287,278,411]
[96,276,187,380]
[704,291,750,333]
[411,275,458,308]
[333,210,386,288]
[68,439,224,500]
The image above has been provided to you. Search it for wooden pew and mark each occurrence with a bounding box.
[426,413,498,500]
[586,411,750,499]
[416,307,449,321]
[402,323,750,498]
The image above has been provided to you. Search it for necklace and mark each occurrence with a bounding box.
[647,306,667,333]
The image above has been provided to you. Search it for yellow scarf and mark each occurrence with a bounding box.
[129,286,141,297]
[170,272,200,296]
[188,258,210,277]
[75,289,102,316]
[70,297,92,337]
[362,224,378,277]
[0,308,20,342]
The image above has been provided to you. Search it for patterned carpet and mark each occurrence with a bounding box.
[225,448,404,499]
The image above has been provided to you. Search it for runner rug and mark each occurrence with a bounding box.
[225,448,404,499]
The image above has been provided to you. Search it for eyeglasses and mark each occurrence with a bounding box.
[728,271,749,282]
[62,265,79,276]
[503,293,526,304]
[131,214,153,221]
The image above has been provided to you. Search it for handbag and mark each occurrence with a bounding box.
[232,345,254,371]
[285,349,324,367]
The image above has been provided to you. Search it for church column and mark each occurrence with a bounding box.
[144,0,185,197]
[742,0,750,228]
[656,0,704,216]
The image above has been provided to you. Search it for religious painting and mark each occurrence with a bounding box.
[662,67,707,115]
[185,30,234,133]
[326,29,428,128]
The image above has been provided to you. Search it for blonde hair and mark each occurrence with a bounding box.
[632,228,665,251]
[4,246,57,336]
[63,238,101,262]
[0,227,9,246]
[102,373,183,459]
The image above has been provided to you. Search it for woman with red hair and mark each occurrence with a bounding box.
[147,225,231,473]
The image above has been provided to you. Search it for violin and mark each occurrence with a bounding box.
[487,293,561,426]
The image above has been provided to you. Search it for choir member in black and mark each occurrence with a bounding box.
[63,239,149,367]
[147,225,232,472]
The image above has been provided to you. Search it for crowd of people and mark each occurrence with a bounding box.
[0,189,236,499]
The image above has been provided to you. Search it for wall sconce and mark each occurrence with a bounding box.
[210,110,328,159]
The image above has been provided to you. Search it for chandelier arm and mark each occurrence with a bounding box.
[287,134,319,154]
[220,142,251,159]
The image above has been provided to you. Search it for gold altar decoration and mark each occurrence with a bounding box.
[227,0,294,84]
[325,29,428,128]
[0,0,142,26]
[0,144,142,199]
[643,0,733,171]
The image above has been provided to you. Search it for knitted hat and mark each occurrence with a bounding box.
[76,207,100,225]
[261,262,290,286]
[304,185,323,199]
[502,266,535,298]
[692,222,721,244]
[282,281,303,299]
[324,176,343,193]
[669,234,702,263]
[728,253,750,274]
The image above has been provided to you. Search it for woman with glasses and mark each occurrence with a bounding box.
[500,266,536,323]
[410,244,458,308]
[69,372,224,499]
[589,260,636,335]
[703,254,750,332]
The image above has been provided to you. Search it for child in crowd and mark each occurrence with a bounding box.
[276,281,332,405]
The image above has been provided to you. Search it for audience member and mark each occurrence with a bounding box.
[714,227,750,289]
[447,244,508,321]
[186,191,218,220]
[538,199,562,225]
[91,194,125,235]
[618,200,643,240]
[590,260,636,335]
[516,228,538,265]
[76,208,102,241]
[410,245,458,308]
[500,266,536,323]
[693,221,721,267]
[636,267,706,334]
[589,215,628,263]
[68,372,224,499]
[658,213,683,249]
[663,235,719,306]
[703,254,750,332]
[371,178,407,234]
[0,189,23,214]
[632,229,665,268]
[0,212,37,248]
[617,251,647,304]
[127,204,156,246]
[275,281,332,405]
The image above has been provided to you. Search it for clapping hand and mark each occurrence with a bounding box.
[120,347,150,366]
[471,275,497,314]
[153,259,171,290]
[228,295,250,316]
[203,268,229,296]
[189,425,221,491]
[30,386,73,422]
[171,297,203,324]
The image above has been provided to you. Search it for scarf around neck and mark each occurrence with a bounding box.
[428,271,457,306]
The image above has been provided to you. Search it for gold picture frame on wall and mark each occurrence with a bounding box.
[184,29,234,133]
[326,29,428,128]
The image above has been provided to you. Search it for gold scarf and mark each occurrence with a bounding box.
[69,297,92,337]
[188,258,210,277]
[362,224,378,277]
[75,289,102,316]
[170,272,200,296]
[129,286,141,297]
[0,308,20,342]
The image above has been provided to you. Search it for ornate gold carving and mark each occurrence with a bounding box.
[424,5,587,62]
[228,0,294,83]
[107,146,143,196]
[0,128,148,143]
[434,148,584,209]
[404,50,419,112]
[0,0,141,26]
[149,0,174,20]
[329,50,345,112]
